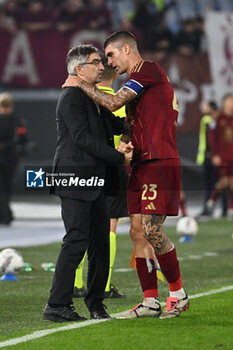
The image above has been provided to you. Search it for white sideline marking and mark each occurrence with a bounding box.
[115,268,132,272]
[0,285,233,348]
[178,251,219,262]
[203,252,218,257]
[188,285,233,300]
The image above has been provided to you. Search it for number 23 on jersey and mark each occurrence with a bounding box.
[142,184,157,200]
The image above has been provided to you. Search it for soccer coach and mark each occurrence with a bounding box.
[43,44,133,323]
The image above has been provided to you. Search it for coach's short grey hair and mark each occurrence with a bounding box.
[66,44,98,75]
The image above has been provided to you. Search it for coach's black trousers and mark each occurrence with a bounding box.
[48,192,110,311]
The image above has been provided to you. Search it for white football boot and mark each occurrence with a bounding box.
[117,299,161,319]
[160,294,189,319]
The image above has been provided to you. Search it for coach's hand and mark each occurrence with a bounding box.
[118,141,133,154]
[118,141,133,164]
[62,75,81,88]
[212,155,221,166]
[124,148,133,164]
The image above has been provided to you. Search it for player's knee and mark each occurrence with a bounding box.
[222,177,229,188]
[217,176,228,189]
[130,226,143,244]
[130,225,139,240]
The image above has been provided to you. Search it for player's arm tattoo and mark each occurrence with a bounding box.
[78,81,135,111]
[142,214,173,255]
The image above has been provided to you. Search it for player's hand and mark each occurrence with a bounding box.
[124,148,133,164]
[62,75,81,88]
[212,155,221,166]
[117,141,134,154]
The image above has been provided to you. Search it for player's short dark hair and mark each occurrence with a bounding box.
[66,44,98,75]
[222,93,233,101]
[103,31,138,51]
[208,101,218,110]
[99,53,116,81]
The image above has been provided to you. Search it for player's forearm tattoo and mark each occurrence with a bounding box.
[142,214,173,255]
[78,81,134,111]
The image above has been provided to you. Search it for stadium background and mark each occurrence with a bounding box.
[0,0,233,194]
[0,2,233,348]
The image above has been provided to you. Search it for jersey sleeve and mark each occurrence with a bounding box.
[123,61,162,95]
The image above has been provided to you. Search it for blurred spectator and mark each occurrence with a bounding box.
[46,0,65,10]
[214,0,233,12]
[164,0,233,37]
[0,93,28,225]
[53,0,84,33]
[147,13,175,59]
[83,0,112,32]
[193,15,207,52]
[202,94,233,218]
[163,0,181,34]
[131,0,177,51]
[176,18,201,56]
[0,0,19,33]
[15,0,30,9]
[17,0,53,32]
[196,100,223,216]
[117,17,144,51]
[131,0,158,41]
[175,0,196,21]
[194,0,213,16]
[107,0,134,29]
[0,8,17,34]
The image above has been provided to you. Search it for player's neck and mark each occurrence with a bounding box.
[128,54,144,74]
[222,110,233,117]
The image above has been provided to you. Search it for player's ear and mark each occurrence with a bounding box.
[123,44,130,55]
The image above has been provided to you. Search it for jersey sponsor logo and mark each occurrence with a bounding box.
[145,202,156,210]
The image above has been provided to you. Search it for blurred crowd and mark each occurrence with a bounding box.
[0,0,233,56]
[197,93,233,219]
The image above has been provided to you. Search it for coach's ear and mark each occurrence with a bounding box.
[75,64,82,76]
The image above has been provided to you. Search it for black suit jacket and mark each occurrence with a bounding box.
[52,87,125,200]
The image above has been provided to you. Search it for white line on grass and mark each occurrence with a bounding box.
[0,285,233,349]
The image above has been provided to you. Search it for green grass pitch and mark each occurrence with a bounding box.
[0,219,233,350]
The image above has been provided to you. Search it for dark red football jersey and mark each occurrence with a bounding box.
[212,113,233,161]
[123,60,180,164]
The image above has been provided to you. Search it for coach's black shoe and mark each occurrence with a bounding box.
[90,303,112,320]
[104,284,126,299]
[43,304,87,323]
[73,286,87,298]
